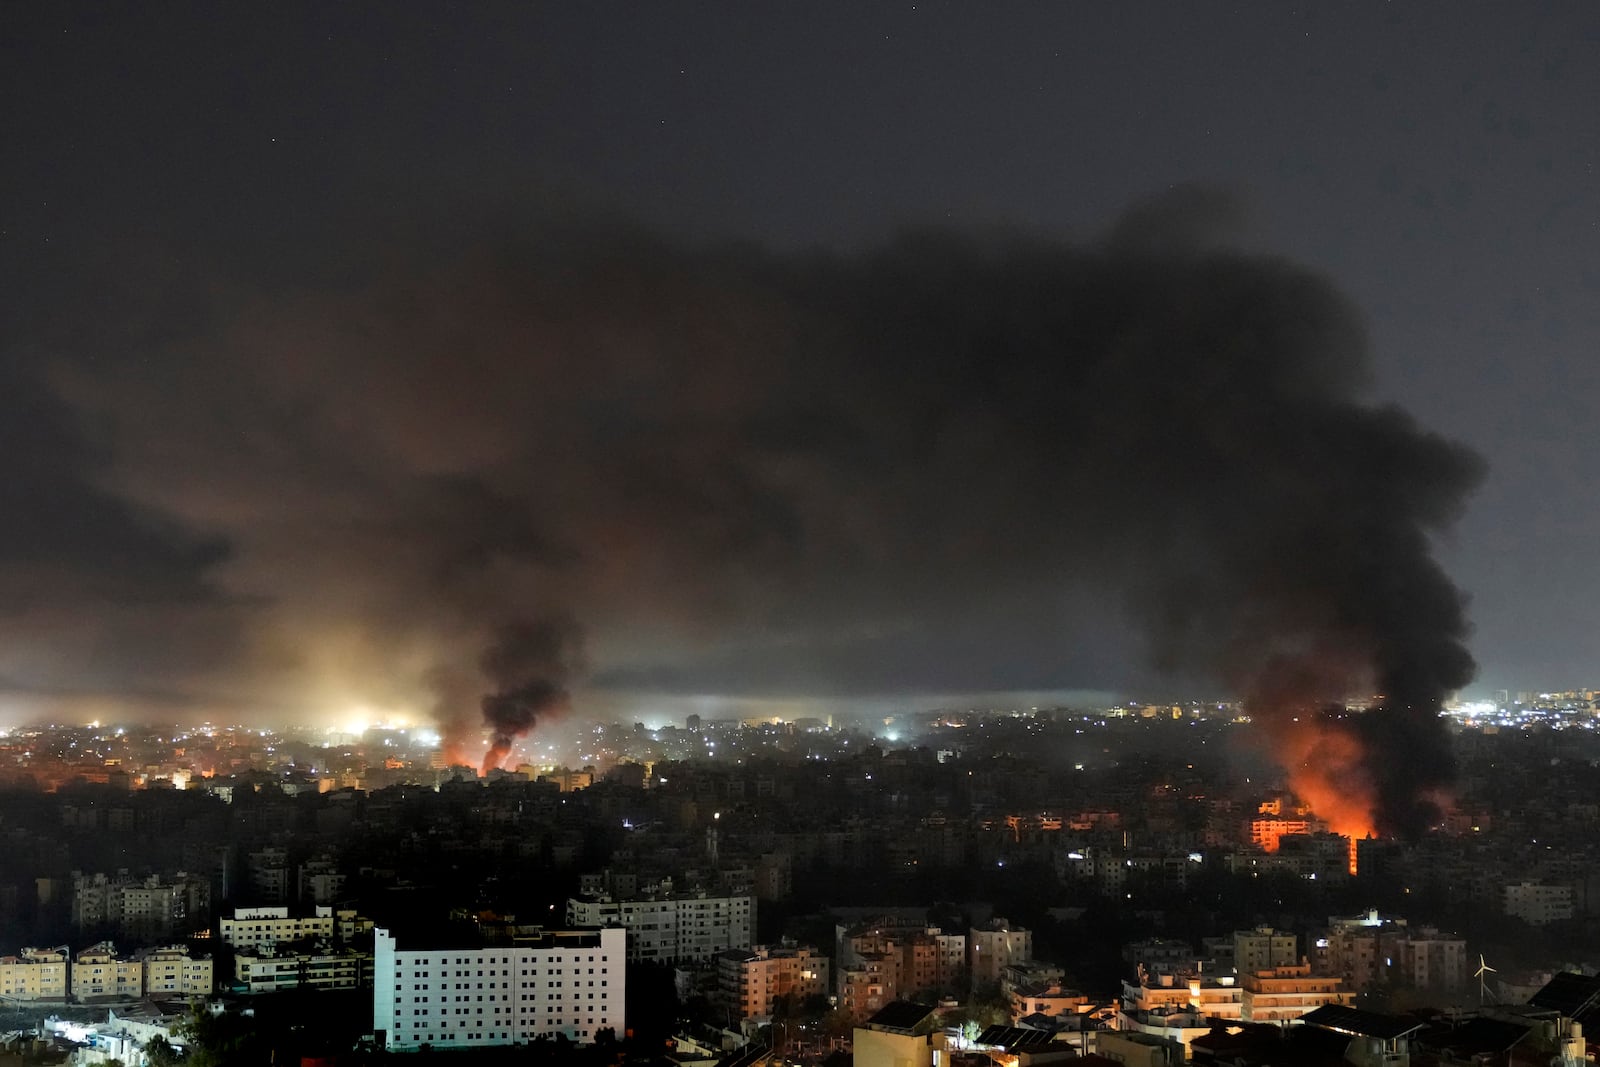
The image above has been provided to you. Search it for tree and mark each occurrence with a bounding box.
[175,1003,271,1067]
[144,1035,181,1067]
[965,980,1012,1026]
[822,1007,855,1042]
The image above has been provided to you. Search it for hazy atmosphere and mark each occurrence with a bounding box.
[4,4,1598,730]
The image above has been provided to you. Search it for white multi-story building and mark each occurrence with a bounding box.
[1503,882,1574,926]
[218,904,371,951]
[221,905,335,949]
[565,893,753,963]
[968,919,1031,984]
[374,926,625,1051]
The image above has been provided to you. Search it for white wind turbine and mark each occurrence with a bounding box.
[1474,954,1497,1005]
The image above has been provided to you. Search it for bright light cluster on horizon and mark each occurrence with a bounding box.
[1445,696,1600,730]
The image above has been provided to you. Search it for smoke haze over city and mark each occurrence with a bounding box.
[4,7,1597,776]
[10,9,1600,1061]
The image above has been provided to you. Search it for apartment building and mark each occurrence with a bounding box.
[969,919,1032,984]
[754,853,792,901]
[1121,967,1244,1024]
[1010,981,1094,1024]
[836,921,965,1000]
[1000,960,1064,1001]
[246,847,291,903]
[0,947,69,1001]
[1504,882,1574,926]
[297,855,347,905]
[72,943,143,1000]
[218,904,370,951]
[1323,912,1466,992]
[716,943,829,1020]
[1239,963,1352,1023]
[136,944,214,997]
[901,929,966,994]
[1322,911,1402,991]
[565,892,753,963]
[838,958,899,1022]
[373,926,625,1051]
[1398,929,1467,991]
[232,944,371,994]
[71,871,210,942]
[1232,927,1297,974]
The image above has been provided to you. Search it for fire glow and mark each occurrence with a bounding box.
[1266,717,1376,875]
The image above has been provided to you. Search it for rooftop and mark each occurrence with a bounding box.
[1414,1016,1534,1057]
[1529,971,1600,1021]
[1298,1004,1426,1040]
[975,1025,1056,1049]
[863,1001,938,1034]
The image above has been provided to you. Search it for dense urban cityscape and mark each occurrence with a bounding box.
[8,2,1600,1067]
[5,692,1600,1064]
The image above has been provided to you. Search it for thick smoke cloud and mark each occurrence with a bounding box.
[474,617,585,774]
[8,188,1481,833]
[0,358,236,710]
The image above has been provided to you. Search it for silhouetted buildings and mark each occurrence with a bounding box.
[71,870,210,942]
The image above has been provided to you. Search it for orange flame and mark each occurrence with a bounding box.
[1278,719,1373,874]
[1243,645,1384,874]
[1248,699,1375,874]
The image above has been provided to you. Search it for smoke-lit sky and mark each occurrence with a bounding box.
[3,4,1598,729]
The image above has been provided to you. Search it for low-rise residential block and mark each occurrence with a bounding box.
[72,942,143,1000]
[136,944,214,997]
[1238,963,1352,1023]
[233,943,371,994]
[0,946,70,1001]
[218,904,372,951]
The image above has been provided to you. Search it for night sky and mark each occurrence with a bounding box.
[3,4,1598,728]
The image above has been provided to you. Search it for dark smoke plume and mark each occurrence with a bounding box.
[476,617,585,775]
[23,187,1482,837]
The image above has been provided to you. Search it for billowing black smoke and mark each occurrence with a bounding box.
[807,220,1484,837]
[22,187,1484,836]
[476,617,585,775]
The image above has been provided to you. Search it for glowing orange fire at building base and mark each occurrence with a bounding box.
[1259,714,1377,876]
